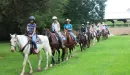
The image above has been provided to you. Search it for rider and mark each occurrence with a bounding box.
[81,24,87,40]
[96,24,101,35]
[90,24,96,37]
[105,24,110,35]
[27,16,38,54]
[51,16,65,48]
[81,24,86,33]
[64,19,78,44]
[86,21,90,33]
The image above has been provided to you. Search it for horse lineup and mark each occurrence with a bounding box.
[9,16,110,75]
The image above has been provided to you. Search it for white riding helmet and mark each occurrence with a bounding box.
[87,21,89,24]
[66,19,71,22]
[52,16,57,20]
[82,24,84,26]
[29,16,35,20]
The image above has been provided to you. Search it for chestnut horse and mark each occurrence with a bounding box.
[102,29,108,40]
[62,30,75,60]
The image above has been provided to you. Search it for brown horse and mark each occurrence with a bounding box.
[42,29,61,66]
[77,32,88,52]
[62,30,75,60]
[102,29,108,40]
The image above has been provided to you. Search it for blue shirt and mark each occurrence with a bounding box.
[105,26,108,29]
[27,23,36,34]
[64,24,72,32]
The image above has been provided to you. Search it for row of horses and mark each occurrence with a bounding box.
[10,29,109,75]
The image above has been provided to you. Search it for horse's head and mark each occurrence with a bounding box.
[10,34,17,52]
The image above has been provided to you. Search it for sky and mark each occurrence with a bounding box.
[105,0,130,13]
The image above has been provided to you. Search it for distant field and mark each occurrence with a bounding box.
[105,21,129,27]
[0,36,130,75]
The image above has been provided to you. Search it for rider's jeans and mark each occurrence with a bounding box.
[69,32,77,42]
[32,34,38,49]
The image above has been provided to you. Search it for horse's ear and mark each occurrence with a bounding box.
[10,34,12,37]
[14,34,17,37]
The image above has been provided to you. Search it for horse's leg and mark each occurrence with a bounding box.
[20,54,28,75]
[65,48,69,60]
[69,48,72,58]
[37,53,42,72]
[45,51,49,70]
[27,59,33,74]
[61,48,65,61]
[57,49,60,64]
[80,43,82,52]
[93,37,96,45]
[50,50,55,67]
[45,46,53,70]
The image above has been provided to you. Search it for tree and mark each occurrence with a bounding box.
[64,0,107,24]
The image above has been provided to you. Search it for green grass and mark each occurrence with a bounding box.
[0,36,130,75]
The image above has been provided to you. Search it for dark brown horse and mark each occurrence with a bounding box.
[77,32,88,52]
[77,32,85,51]
[42,29,61,66]
[96,30,101,42]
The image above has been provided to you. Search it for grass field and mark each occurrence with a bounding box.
[0,36,130,75]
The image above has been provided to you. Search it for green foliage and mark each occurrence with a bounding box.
[0,0,107,40]
[64,0,107,24]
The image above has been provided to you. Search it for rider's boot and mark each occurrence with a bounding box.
[59,38,65,48]
[34,48,39,54]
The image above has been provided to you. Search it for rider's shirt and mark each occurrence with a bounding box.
[64,24,72,32]
[27,23,36,34]
[96,26,100,31]
[52,22,59,32]
[81,26,86,32]
[105,25,108,29]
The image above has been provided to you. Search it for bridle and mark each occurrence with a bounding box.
[10,43,17,51]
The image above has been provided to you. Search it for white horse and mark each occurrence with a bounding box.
[10,34,53,75]
[91,31,97,46]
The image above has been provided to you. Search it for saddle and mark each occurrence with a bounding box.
[50,32,59,44]
[20,35,41,54]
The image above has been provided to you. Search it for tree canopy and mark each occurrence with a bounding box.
[0,0,107,41]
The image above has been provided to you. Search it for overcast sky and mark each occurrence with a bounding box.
[105,0,130,13]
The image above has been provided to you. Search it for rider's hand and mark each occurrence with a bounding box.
[29,35,32,37]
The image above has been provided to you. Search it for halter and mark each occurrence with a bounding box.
[10,44,17,51]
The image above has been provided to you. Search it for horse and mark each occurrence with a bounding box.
[77,32,88,52]
[90,31,97,46]
[62,30,75,60]
[96,30,101,42]
[86,30,91,48]
[102,29,108,40]
[42,28,62,66]
[10,34,53,75]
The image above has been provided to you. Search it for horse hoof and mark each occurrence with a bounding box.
[20,73,24,75]
[50,64,53,67]
[66,57,68,60]
[37,68,42,72]
[29,70,33,74]
[44,67,48,70]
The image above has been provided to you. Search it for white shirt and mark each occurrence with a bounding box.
[96,26,100,31]
[52,22,59,32]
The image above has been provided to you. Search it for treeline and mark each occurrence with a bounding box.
[0,0,107,41]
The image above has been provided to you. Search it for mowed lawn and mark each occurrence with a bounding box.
[0,36,130,75]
